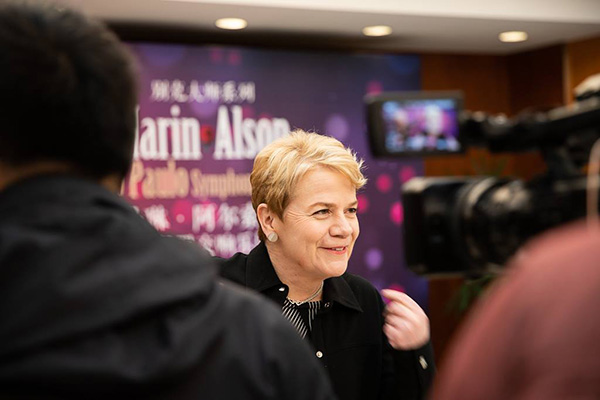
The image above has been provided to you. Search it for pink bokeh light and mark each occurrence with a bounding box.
[366,80,383,96]
[400,166,416,183]
[376,174,393,193]
[228,50,241,65]
[389,201,404,225]
[209,48,224,63]
[357,194,370,214]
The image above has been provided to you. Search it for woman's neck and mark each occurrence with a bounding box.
[266,242,324,302]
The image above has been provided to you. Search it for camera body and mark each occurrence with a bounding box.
[367,88,600,277]
[403,175,589,276]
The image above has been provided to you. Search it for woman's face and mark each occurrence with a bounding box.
[272,166,360,281]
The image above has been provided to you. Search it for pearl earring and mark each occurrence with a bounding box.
[267,232,278,242]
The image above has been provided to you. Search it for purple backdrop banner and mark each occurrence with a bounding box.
[122,43,428,307]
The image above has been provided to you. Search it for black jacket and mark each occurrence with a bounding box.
[219,242,435,400]
[0,175,336,400]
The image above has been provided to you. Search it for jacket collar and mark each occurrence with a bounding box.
[246,242,362,312]
[246,242,282,292]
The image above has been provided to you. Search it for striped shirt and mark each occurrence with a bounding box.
[282,299,322,339]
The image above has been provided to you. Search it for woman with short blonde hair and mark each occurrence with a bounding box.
[219,129,434,400]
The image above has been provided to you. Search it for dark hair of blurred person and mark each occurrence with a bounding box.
[0,2,337,399]
[0,1,136,180]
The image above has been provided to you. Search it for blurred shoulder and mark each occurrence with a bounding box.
[213,279,318,358]
[215,279,279,323]
[214,252,248,283]
[206,280,337,399]
[512,220,600,279]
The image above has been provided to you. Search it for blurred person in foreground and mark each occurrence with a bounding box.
[219,130,435,400]
[432,221,600,399]
[0,3,337,399]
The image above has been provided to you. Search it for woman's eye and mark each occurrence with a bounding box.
[313,209,330,215]
[347,208,358,214]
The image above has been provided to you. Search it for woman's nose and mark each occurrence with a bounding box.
[330,215,353,237]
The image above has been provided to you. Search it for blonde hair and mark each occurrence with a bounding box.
[251,129,367,241]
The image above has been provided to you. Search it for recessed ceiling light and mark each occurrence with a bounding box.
[215,18,248,30]
[362,25,392,37]
[499,31,528,43]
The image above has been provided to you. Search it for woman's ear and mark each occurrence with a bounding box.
[257,203,277,240]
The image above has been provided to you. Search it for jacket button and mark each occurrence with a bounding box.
[316,351,323,358]
[324,302,331,308]
[419,356,428,369]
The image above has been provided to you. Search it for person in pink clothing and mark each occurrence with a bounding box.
[432,221,600,399]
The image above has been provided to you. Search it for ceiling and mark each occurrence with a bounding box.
[62,0,600,54]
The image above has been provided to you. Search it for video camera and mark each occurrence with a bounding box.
[365,77,600,277]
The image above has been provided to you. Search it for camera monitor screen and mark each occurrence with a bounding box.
[366,91,464,158]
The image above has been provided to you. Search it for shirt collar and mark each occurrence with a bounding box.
[246,242,362,312]
[323,275,363,312]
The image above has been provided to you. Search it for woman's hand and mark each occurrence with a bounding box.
[381,289,430,350]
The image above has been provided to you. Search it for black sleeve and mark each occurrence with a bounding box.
[379,295,436,400]
[389,342,435,400]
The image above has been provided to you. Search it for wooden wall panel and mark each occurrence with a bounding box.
[421,53,511,114]
[566,36,600,103]
[420,48,562,366]
[506,45,563,181]
[507,45,564,114]
[420,54,513,180]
